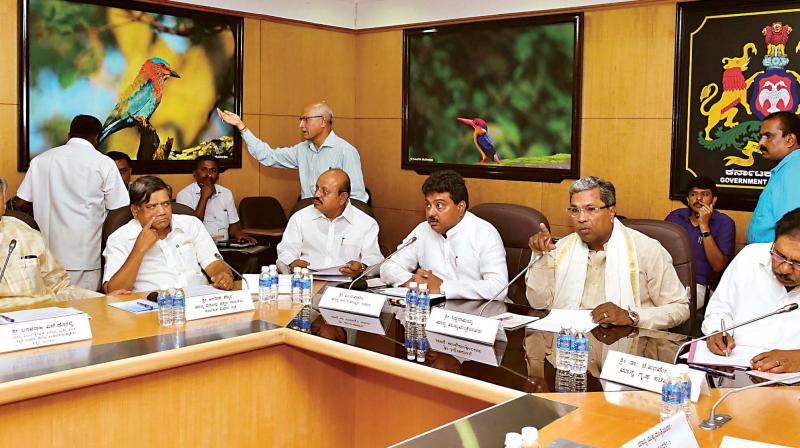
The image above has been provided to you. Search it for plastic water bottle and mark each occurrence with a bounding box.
[157,285,173,327]
[555,368,572,392]
[660,369,683,421]
[677,364,692,414]
[570,329,589,374]
[299,304,312,333]
[301,268,313,305]
[556,327,572,371]
[504,432,523,448]
[404,283,418,360]
[417,284,430,325]
[258,266,271,303]
[172,282,185,325]
[521,427,541,448]
[572,372,587,392]
[291,267,302,303]
[269,264,279,301]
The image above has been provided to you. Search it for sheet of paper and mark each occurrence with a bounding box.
[312,274,352,283]
[746,370,800,385]
[526,309,597,333]
[687,341,764,368]
[310,265,347,276]
[489,312,540,330]
[366,278,386,288]
[720,436,794,448]
[0,306,85,323]
[183,285,228,297]
[109,299,159,314]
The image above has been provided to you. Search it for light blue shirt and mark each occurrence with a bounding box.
[747,149,800,243]
[242,130,369,203]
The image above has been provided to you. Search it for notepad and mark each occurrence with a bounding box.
[746,370,800,385]
[687,341,764,368]
[0,306,85,324]
[109,299,159,314]
[526,309,597,333]
[490,312,540,330]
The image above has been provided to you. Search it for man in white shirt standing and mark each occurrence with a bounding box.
[175,154,255,243]
[103,176,234,293]
[704,208,800,373]
[216,103,369,203]
[15,115,129,291]
[380,170,508,300]
[277,169,383,277]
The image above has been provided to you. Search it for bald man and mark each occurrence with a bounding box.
[217,103,369,203]
[276,169,383,277]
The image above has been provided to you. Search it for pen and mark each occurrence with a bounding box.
[721,319,729,357]
[0,314,15,323]
[688,364,735,379]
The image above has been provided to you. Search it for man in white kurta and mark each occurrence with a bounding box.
[703,208,800,373]
[277,169,383,277]
[380,171,508,300]
[16,115,129,291]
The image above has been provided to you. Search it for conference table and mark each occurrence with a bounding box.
[0,284,797,447]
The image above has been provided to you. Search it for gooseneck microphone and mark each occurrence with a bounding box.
[477,251,545,317]
[672,303,799,364]
[699,372,800,430]
[0,239,18,284]
[213,253,250,291]
[348,236,417,290]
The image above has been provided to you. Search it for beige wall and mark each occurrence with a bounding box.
[1,0,753,250]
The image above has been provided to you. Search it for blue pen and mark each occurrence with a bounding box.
[688,364,735,379]
[0,314,15,323]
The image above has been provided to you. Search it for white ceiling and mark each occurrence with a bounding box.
[174,0,636,29]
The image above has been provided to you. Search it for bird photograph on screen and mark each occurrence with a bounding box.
[24,0,240,168]
[404,15,580,176]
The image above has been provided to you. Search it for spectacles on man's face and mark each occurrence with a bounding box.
[299,115,324,123]
[770,243,800,271]
[566,204,614,217]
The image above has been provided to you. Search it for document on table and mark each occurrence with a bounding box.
[720,435,795,448]
[310,265,347,276]
[490,312,540,330]
[687,341,764,368]
[0,306,86,324]
[746,370,800,385]
[109,299,159,314]
[526,309,597,333]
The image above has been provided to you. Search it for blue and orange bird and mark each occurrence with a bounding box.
[99,57,181,144]
[457,117,501,164]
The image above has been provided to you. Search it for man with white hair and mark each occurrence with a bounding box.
[217,102,369,203]
[525,176,689,330]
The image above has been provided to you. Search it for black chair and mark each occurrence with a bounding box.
[623,219,697,336]
[101,202,196,254]
[470,203,549,306]
[3,210,39,231]
[239,196,287,231]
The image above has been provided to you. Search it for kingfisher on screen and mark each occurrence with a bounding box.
[457,117,501,164]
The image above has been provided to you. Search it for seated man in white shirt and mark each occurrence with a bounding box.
[704,208,800,373]
[380,170,508,300]
[175,155,255,243]
[103,176,235,293]
[277,169,383,277]
[526,176,689,330]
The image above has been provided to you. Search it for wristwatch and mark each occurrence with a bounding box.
[700,231,712,238]
[627,309,640,326]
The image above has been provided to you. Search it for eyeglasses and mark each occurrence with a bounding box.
[770,243,800,271]
[299,115,324,123]
[143,201,172,211]
[566,204,614,217]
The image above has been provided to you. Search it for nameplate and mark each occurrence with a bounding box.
[427,331,504,366]
[318,287,386,317]
[622,412,699,448]
[185,290,255,321]
[318,308,386,335]
[600,351,705,402]
[0,314,92,353]
[425,308,502,345]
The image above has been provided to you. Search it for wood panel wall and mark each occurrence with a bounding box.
[0,0,753,252]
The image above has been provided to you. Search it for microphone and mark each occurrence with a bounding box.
[213,253,250,291]
[477,251,545,317]
[0,239,17,284]
[672,303,799,364]
[347,236,417,290]
[699,372,800,429]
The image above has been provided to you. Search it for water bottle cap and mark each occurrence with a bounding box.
[504,432,522,447]
[521,427,539,442]
[409,281,418,288]
[419,284,428,290]
[301,267,309,274]
[261,266,269,272]
[269,264,277,270]
[293,266,301,273]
